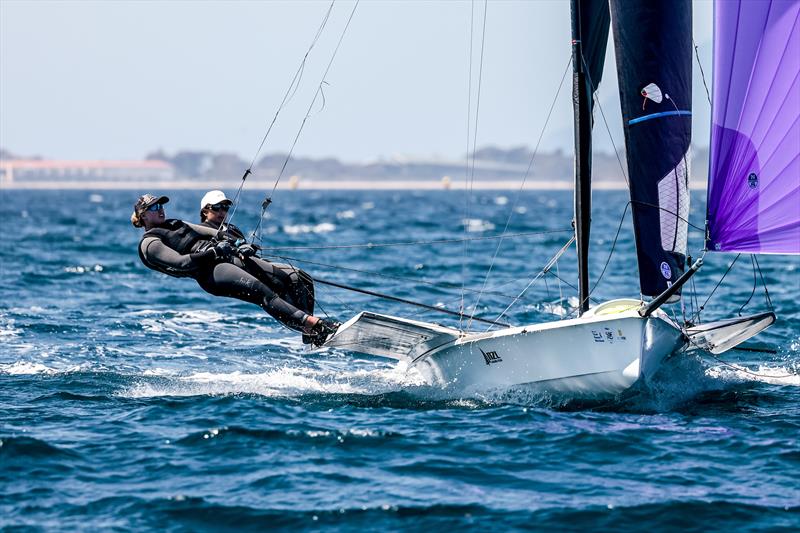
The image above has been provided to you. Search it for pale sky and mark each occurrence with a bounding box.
[0,0,713,162]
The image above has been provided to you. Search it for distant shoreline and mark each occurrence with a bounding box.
[1,179,708,191]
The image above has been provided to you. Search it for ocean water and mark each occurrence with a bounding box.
[1,189,798,531]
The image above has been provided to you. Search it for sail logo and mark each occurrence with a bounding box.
[748,172,759,189]
[480,348,502,365]
[660,261,672,279]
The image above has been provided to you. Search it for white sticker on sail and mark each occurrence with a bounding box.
[657,150,690,255]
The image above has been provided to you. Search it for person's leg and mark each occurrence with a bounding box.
[196,263,309,331]
[241,258,315,315]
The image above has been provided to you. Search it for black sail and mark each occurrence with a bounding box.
[570,0,610,314]
[609,0,692,300]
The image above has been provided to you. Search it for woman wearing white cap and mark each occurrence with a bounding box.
[198,189,318,337]
[198,190,245,241]
[131,193,338,346]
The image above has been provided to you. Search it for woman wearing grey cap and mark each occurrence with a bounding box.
[131,193,338,346]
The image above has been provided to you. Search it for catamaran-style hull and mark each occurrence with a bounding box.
[325,303,687,397]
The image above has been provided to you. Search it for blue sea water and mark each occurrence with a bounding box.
[1,189,799,531]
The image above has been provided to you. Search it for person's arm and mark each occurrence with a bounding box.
[140,237,216,274]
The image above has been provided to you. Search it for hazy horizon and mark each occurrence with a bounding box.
[1,0,714,163]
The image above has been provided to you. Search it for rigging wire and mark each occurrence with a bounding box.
[466,53,573,330]
[736,254,759,316]
[263,252,534,302]
[693,39,713,106]
[460,0,488,329]
[254,0,361,242]
[690,253,741,323]
[580,202,632,310]
[258,228,572,251]
[579,53,630,187]
[459,0,476,328]
[222,1,337,236]
[489,235,575,328]
[753,255,774,310]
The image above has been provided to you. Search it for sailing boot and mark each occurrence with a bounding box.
[305,318,341,347]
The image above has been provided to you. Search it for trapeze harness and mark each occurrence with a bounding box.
[138,219,315,331]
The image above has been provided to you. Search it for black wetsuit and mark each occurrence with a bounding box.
[201,221,246,242]
[138,219,314,331]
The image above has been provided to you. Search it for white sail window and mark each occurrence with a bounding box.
[657,151,690,254]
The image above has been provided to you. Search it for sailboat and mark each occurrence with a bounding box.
[320,0,799,397]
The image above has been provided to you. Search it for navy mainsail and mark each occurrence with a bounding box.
[609,0,693,299]
[570,0,610,313]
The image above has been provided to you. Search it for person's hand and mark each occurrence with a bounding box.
[237,243,256,258]
[213,241,235,259]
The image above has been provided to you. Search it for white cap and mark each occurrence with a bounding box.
[200,190,232,208]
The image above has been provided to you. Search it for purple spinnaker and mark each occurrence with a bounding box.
[707,0,800,254]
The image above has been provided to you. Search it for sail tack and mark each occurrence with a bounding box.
[706,0,800,254]
[610,0,693,299]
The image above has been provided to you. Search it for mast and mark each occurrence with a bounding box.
[570,0,609,315]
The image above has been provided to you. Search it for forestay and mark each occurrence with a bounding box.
[706,0,800,254]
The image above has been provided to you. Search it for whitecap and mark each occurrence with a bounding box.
[463,218,496,232]
[494,196,509,206]
[283,223,336,235]
[705,363,800,387]
[336,210,356,219]
[0,361,57,375]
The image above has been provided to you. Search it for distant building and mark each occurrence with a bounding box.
[0,159,175,185]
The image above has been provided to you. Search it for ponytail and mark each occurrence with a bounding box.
[131,211,143,228]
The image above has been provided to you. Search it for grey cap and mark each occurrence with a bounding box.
[134,193,169,215]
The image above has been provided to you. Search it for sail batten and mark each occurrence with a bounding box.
[707,0,800,254]
[609,0,693,299]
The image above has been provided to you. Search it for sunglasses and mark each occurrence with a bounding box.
[209,203,231,212]
[146,203,164,212]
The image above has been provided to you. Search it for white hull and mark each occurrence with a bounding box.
[414,313,684,397]
[326,299,688,398]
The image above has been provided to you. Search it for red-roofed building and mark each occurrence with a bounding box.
[0,159,175,185]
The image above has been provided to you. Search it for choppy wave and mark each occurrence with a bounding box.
[2,190,799,530]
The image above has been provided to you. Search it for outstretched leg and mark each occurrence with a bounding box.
[239,258,315,316]
[196,262,309,331]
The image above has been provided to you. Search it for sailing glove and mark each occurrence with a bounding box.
[237,243,256,258]
[213,241,235,260]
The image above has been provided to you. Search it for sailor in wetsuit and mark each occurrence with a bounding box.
[197,190,318,339]
[131,193,338,346]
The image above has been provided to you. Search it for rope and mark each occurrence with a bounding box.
[313,277,508,327]
[736,254,759,316]
[254,0,361,242]
[263,253,526,301]
[466,53,573,330]
[222,1,337,237]
[580,202,632,310]
[489,236,575,328]
[753,255,774,310]
[258,228,572,251]
[693,40,712,106]
[689,253,741,323]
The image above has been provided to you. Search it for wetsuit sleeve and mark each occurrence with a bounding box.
[140,237,215,273]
